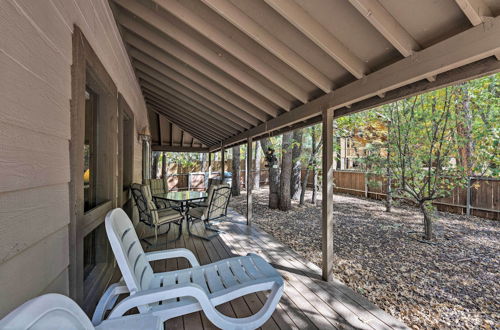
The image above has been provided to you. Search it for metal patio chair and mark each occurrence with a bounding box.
[130,183,183,244]
[187,184,231,240]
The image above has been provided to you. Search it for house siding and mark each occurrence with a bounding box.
[0,0,147,317]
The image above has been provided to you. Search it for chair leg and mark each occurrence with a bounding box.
[188,217,221,241]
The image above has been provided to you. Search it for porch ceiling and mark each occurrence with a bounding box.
[110,0,500,151]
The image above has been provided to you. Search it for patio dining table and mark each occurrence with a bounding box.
[153,190,207,226]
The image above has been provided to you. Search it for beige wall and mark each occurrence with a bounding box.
[0,0,147,317]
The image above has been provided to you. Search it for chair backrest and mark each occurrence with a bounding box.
[105,208,154,310]
[207,178,222,192]
[145,178,167,195]
[0,293,94,329]
[206,185,231,220]
[130,183,159,227]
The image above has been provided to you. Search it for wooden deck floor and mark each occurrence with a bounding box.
[108,209,408,330]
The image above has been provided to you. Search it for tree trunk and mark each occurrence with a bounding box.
[254,140,261,189]
[300,166,310,205]
[290,129,303,200]
[261,138,280,209]
[386,167,392,212]
[312,164,318,205]
[231,146,241,196]
[152,152,160,179]
[161,152,167,178]
[279,132,293,211]
[385,134,392,212]
[420,202,433,240]
[201,152,207,172]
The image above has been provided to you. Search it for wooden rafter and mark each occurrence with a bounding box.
[148,103,219,144]
[146,98,226,140]
[114,0,293,109]
[348,0,420,57]
[154,0,309,102]
[152,145,208,152]
[202,0,333,93]
[454,0,499,60]
[142,88,238,135]
[265,0,370,79]
[128,45,270,121]
[219,18,500,148]
[134,65,254,128]
[132,58,263,124]
[119,21,279,116]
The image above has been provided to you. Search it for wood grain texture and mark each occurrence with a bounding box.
[0,227,69,318]
[0,184,70,263]
[0,122,70,193]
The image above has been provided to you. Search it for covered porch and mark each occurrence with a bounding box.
[1,0,499,328]
[112,208,407,329]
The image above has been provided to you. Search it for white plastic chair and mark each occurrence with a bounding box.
[99,208,284,330]
[0,293,161,330]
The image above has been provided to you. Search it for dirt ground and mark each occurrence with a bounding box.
[229,188,499,329]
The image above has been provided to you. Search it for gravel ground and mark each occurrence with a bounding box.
[229,188,499,329]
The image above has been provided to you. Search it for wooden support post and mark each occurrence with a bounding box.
[246,138,253,225]
[322,108,334,282]
[208,152,212,180]
[221,146,225,182]
[141,135,152,183]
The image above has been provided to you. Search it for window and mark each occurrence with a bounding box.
[84,87,98,211]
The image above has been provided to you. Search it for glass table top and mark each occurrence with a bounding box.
[154,190,207,202]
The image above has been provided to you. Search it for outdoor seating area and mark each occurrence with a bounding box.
[106,208,409,330]
[1,0,498,328]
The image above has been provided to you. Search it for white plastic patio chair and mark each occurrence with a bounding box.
[0,293,161,330]
[99,208,284,330]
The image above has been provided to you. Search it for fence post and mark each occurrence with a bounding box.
[188,173,191,191]
[364,172,368,198]
[466,176,471,216]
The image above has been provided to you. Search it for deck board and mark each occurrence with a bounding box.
[107,209,408,330]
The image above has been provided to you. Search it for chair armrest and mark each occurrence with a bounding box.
[145,248,200,267]
[108,283,209,319]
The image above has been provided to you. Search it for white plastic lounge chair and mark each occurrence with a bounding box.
[0,293,161,330]
[99,208,284,330]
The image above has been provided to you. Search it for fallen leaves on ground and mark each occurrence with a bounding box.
[230,188,499,329]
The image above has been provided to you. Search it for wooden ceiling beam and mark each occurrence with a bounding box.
[147,102,221,143]
[133,64,253,128]
[220,18,500,147]
[201,0,333,93]
[119,20,279,116]
[140,82,240,135]
[146,98,227,140]
[454,0,499,60]
[348,0,421,57]
[455,0,493,26]
[152,145,209,152]
[148,102,220,143]
[127,43,271,120]
[141,87,238,135]
[114,0,292,109]
[157,113,163,145]
[154,0,309,102]
[135,70,249,130]
[133,59,261,126]
[265,0,370,79]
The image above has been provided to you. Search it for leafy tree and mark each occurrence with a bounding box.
[260,137,281,209]
[386,88,468,240]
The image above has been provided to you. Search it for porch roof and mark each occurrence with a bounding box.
[110,0,500,151]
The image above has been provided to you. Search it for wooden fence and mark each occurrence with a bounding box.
[309,170,499,220]
[163,168,498,220]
